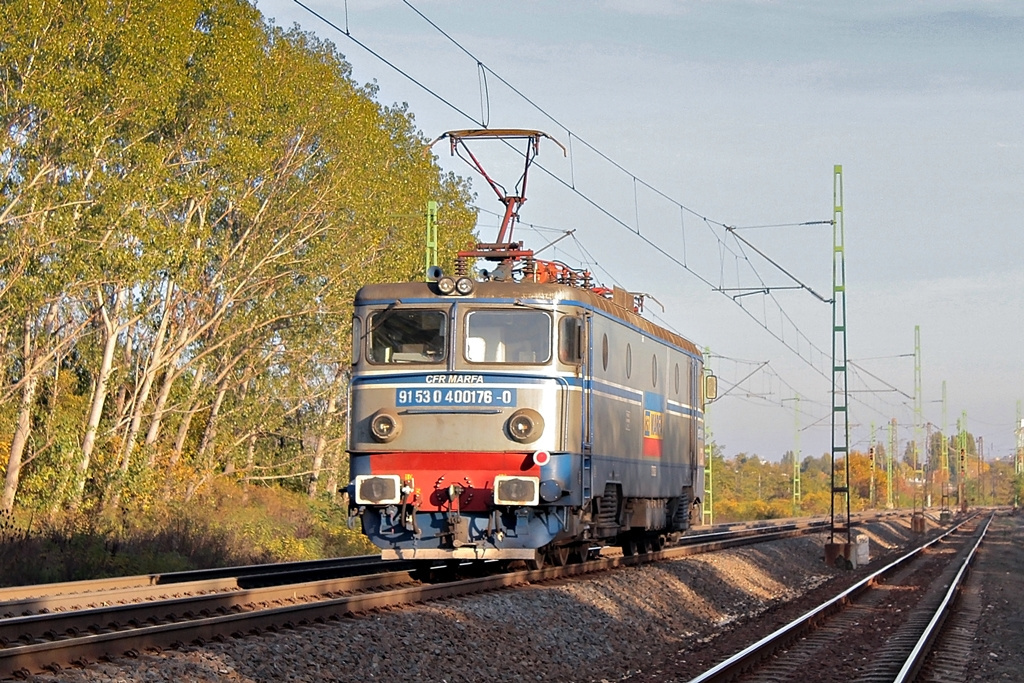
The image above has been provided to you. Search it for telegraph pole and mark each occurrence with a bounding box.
[703,347,714,525]
[941,381,949,477]
[869,422,876,508]
[913,326,923,475]
[888,418,896,509]
[977,436,984,504]
[958,411,968,513]
[792,395,802,515]
[1016,401,1023,507]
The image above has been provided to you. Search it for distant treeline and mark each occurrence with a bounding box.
[0,0,476,513]
[707,439,1021,523]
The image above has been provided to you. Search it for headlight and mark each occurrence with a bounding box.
[455,277,475,295]
[493,475,540,505]
[369,409,401,442]
[355,475,401,504]
[507,408,544,443]
[437,276,456,295]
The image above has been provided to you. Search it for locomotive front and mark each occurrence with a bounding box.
[347,280,585,567]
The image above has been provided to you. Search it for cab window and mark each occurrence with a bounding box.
[465,310,551,364]
[367,309,447,364]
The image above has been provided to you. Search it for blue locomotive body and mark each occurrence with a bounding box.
[347,279,713,567]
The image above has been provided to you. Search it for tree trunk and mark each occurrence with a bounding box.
[144,322,192,454]
[308,389,340,499]
[308,367,349,499]
[0,307,58,513]
[159,363,207,501]
[325,405,349,503]
[195,381,228,465]
[243,432,257,490]
[1,371,40,513]
[103,328,137,509]
[183,379,228,502]
[170,363,206,462]
[72,289,123,508]
[324,450,339,502]
[120,278,174,470]
[308,434,327,499]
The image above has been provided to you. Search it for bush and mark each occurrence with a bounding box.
[0,480,376,587]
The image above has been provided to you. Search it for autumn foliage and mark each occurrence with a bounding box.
[0,0,477,516]
[705,443,1019,524]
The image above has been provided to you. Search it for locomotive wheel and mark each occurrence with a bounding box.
[690,502,703,528]
[651,534,666,551]
[548,545,570,567]
[620,534,639,556]
[526,549,546,571]
[638,534,653,555]
[570,543,591,564]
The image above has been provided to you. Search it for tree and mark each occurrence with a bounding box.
[0,0,477,513]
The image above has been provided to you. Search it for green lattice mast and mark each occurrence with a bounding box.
[830,165,851,544]
[424,200,438,278]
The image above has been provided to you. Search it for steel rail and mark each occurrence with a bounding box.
[0,513,865,613]
[0,517,834,619]
[0,509,901,609]
[0,555,412,615]
[893,512,992,682]
[0,571,412,650]
[685,512,983,683]
[0,516,843,679]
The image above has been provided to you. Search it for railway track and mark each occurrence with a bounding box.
[0,515,851,679]
[0,553,409,616]
[685,511,992,683]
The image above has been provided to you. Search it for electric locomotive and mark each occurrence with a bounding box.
[346,130,717,568]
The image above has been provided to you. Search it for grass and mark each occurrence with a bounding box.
[0,480,377,587]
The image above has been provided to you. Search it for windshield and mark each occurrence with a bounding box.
[464,309,551,364]
[367,309,447,364]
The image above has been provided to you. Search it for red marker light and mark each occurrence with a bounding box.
[532,450,551,467]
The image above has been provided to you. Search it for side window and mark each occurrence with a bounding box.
[558,316,582,364]
[674,363,680,395]
[601,333,609,371]
[625,343,632,379]
[651,354,658,387]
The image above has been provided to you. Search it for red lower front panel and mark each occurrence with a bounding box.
[366,451,538,512]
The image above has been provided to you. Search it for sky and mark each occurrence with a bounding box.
[255,0,1024,463]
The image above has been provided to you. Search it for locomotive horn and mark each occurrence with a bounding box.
[427,265,444,281]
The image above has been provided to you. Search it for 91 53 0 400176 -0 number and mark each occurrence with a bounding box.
[395,387,517,407]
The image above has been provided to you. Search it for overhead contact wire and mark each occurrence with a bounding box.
[291,0,898,431]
